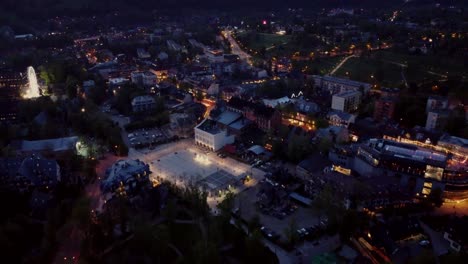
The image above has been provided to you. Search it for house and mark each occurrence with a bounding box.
[157,52,169,61]
[136,48,151,59]
[296,154,331,180]
[131,71,157,87]
[294,99,320,115]
[101,159,151,197]
[131,95,156,113]
[315,126,349,143]
[331,90,361,113]
[327,111,356,128]
[262,96,291,108]
[167,40,182,51]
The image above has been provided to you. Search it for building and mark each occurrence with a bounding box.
[327,111,356,128]
[101,159,151,196]
[0,154,60,192]
[167,40,182,51]
[425,110,450,131]
[374,88,399,121]
[426,96,448,113]
[437,134,468,157]
[315,126,349,143]
[204,49,224,63]
[131,71,157,87]
[352,138,468,200]
[313,75,371,95]
[12,136,78,157]
[137,48,151,59]
[131,95,156,113]
[227,97,282,131]
[194,119,235,151]
[331,90,361,113]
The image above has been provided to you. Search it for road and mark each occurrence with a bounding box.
[329,54,356,75]
[222,30,252,64]
[53,153,121,264]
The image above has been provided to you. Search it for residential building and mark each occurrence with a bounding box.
[136,48,151,59]
[313,75,371,95]
[167,40,182,51]
[101,159,151,196]
[327,110,356,128]
[131,71,157,87]
[331,90,361,113]
[315,126,349,143]
[425,110,449,131]
[131,95,156,113]
[194,119,235,151]
[426,96,448,113]
[374,88,399,121]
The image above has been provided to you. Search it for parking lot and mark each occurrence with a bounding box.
[127,128,168,148]
[235,184,321,241]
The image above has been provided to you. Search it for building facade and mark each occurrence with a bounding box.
[331,90,361,113]
[194,119,235,151]
[131,95,156,113]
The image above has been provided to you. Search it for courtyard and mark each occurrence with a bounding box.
[127,139,266,209]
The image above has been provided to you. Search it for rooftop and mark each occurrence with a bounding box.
[196,119,222,134]
[14,136,78,153]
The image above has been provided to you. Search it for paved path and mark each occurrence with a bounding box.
[419,221,449,256]
[329,54,356,75]
[222,30,252,64]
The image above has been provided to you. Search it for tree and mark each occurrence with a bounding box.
[283,218,299,245]
[65,75,79,98]
[428,187,443,208]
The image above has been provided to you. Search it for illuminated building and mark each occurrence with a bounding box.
[331,90,361,113]
[354,138,468,200]
[194,119,235,151]
[100,159,151,196]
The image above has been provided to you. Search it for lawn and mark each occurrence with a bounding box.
[334,56,405,87]
[237,32,291,51]
[333,50,466,88]
[292,56,345,75]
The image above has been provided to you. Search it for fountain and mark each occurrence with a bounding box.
[23,66,40,98]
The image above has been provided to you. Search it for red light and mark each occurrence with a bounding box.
[262,20,267,25]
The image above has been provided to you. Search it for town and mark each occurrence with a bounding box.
[0,1,467,263]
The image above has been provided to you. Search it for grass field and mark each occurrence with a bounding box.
[237,32,291,51]
[333,50,466,87]
[292,56,345,75]
[334,56,405,87]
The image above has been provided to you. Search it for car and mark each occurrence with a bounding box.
[419,240,431,247]
[260,226,279,241]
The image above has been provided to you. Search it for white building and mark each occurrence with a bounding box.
[425,110,449,131]
[313,75,371,95]
[327,111,356,128]
[331,90,361,113]
[194,119,235,151]
[131,71,157,87]
[131,95,156,113]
